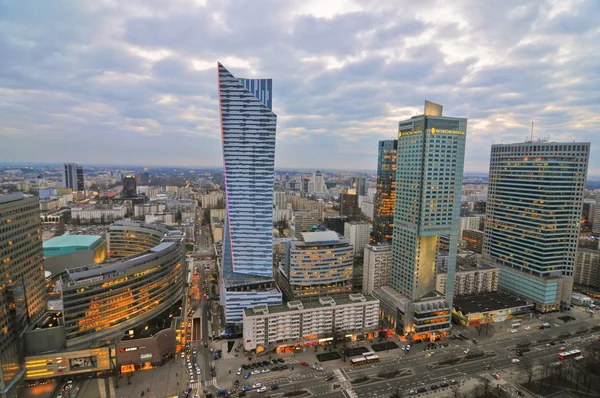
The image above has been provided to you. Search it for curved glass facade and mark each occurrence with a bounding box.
[60,221,185,346]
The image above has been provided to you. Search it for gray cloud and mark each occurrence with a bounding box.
[1,0,600,175]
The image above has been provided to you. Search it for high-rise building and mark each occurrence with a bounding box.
[278,231,353,300]
[344,221,371,257]
[374,101,466,340]
[574,243,600,290]
[373,140,397,242]
[122,174,137,198]
[63,163,84,192]
[0,193,47,396]
[339,191,360,220]
[217,62,282,324]
[362,243,391,294]
[273,192,286,210]
[351,176,367,196]
[310,171,326,193]
[483,140,590,312]
[593,200,600,236]
[324,215,348,235]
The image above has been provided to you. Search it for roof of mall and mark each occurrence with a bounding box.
[453,292,533,315]
[43,235,103,257]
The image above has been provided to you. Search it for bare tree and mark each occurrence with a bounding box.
[520,360,536,384]
[450,385,462,398]
[475,324,485,336]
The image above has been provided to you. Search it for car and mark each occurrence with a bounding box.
[409,390,417,395]
[270,385,279,390]
[440,382,449,388]
[450,380,457,385]
[281,365,289,370]
[252,383,262,389]
[242,364,250,370]
[493,374,501,380]
[243,386,251,391]
[516,391,524,396]
[237,392,246,397]
[464,349,469,354]
[402,345,406,350]
[300,362,309,366]
[560,340,566,344]
[559,347,565,351]
[181,352,185,358]
[417,387,427,393]
[251,370,260,375]
[426,352,434,357]
[511,359,520,364]
[257,387,268,393]
[510,329,518,333]
[277,358,285,363]
[325,376,334,381]
[237,368,242,375]
[271,366,280,372]
[524,326,531,331]
[483,365,491,370]
[261,369,270,373]
[546,343,552,347]
[261,361,269,366]
[430,385,439,390]
[193,348,197,354]
[196,368,201,375]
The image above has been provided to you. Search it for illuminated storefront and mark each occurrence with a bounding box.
[24,348,111,380]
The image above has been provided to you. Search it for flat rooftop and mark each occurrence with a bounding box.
[43,235,103,257]
[0,192,25,204]
[244,294,378,317]
[453,292,532,315]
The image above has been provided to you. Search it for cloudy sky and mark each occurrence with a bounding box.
[1,0,599,174]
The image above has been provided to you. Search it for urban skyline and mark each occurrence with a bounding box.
[2,1,600,175]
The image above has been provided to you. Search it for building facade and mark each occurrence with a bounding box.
[375,101,466,341]
[574,247,600,290]
[292,209,319,239]
[217,62,282,323]
[344,222,371,257]
[339,192,359,220]
[324,216,348,235]
[362,244,391,295]
[279,231,353,301]
[458,216,483,239]
[483,141,590,312]
[0,193,47,398]
[351,176,367,196]
[63,163,84,192]
[373,140,398,243]
[242,294,379,351]
[436,264,499,297]
[462,230,484,254]
[122,174,137,198]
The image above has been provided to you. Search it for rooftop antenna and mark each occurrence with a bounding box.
[530,122,534,141]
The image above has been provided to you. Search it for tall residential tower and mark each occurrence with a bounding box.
[483,140,590,312]
[63,163,84,192]
[374,101,466,341]
[217,63,282,324]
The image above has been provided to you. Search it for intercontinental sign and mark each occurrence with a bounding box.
[398,128,465,138]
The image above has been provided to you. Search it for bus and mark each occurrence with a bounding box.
[365,355,380,363]
[362,352,376,358]
[558,349,581,360]
[511,322,521,329]
[350,357,367,366]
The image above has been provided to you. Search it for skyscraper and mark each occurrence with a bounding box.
[483,140,590,312]
[63,163,84,192]
[122,174,137,198]
[310,171,326,193]
[373,140,397,242]
[339,191,360,220]
[351,176,367,196]
[0,193,47,396]
[374,101,466,340]
[217,62,282,324]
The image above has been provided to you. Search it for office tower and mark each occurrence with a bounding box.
[0,193,47,396]
[339,191,360,220]
[362,243,391,294]
[217,62,282,324]
[373,140,397,242]
[483,140,590,312]
[344,221,372,257]
[324,215,348,235]
[351,176,367,196]
[292,209,319,238]
[301,177,309,194]
[278,231,353,300]
[593,200,600,235]
[574,242,600,290]
[310,171,326,193]
[63,163,84,192]
[374,101,466,340]
[122,174,137,198]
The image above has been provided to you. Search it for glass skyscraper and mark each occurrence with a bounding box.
[374,101,466,341]
[373,140,397,243]
[483,141,590,312]
[217,63,281,324]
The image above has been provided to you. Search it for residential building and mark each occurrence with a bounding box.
[287,196,325,220]
[574,245,600,290]
[459,215,484,239]
[292,209,319,239]
[483,140,590,312]
[374,100,466,340]
[201,191,224,208]
[593,200,600,235]
[217,63,282,324]
[242,294,380,351]
[0,193,47,397]
[273,192,286,210]
[278,231,353,301]
[362,244,391,294]
[436,262,499,297]
[359,198,374,219]
[70,204,127,224]
[310,171,326,193]
[324,216,348,235]
[339,191,359,220]
[63,163,84,192]
[462,230,484,254]
[344,221,371,257]
[373,140,397,243]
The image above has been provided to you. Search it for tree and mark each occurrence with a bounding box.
[475,324,485,336]
[450,385,462,398]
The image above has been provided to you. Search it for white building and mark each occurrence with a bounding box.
[71,204,127,224]
[362,244,391,295]
[201,191,224,208]
[360,200,374,219]
[134,202,166,218]
[145,213,176,225]
[458,216,484,239]
[243,294,379,351]
[273,192,287,210]
[344,222,371,257]
[435,263,499,297]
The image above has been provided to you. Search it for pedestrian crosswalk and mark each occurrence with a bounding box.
[333,369,359,398]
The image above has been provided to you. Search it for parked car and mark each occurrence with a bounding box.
[300,362,309,366]
[257,387,267,393]
[325,376,334,381]
[237,368,242,375]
